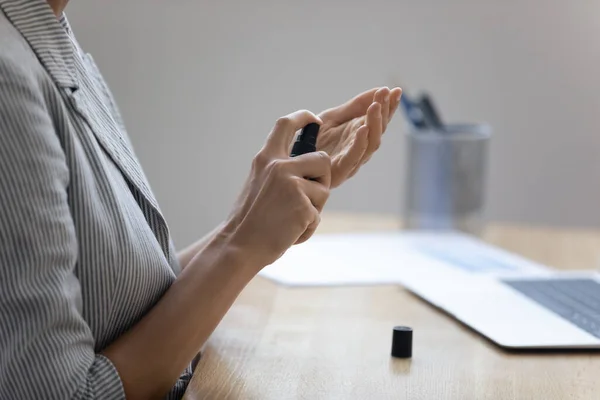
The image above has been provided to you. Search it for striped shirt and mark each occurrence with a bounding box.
[0,1,193,398]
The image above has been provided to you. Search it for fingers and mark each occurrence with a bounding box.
[319,87,379,124]
[375,87,391,132]
[387,87,402,125]
[299,178,330,212]
[266,110,322,156]
[319,86,403,128]
[288,151,332,188]
[293,158,331,244]
[295,178,329,245]
[365,102,383,157]
[357,86,400,170]
[295,208,320,245]
[332,124,369,187]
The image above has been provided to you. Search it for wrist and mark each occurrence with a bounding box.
[182,223,261,284]
[216,220,266,274]
[220,217,272,271]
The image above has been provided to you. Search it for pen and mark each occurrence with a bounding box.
[417,93,444,130]
[400,93,428,129]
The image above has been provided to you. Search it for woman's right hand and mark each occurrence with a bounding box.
[223,110,332,268]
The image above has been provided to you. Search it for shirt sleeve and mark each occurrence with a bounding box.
[164,367,194,400]
[0,57,125,399]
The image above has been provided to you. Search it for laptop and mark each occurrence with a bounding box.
[397,234,600,349]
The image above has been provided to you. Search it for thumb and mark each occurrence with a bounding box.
[265,110,322,156]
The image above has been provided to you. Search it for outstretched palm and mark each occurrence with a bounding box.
[317,87,402,188]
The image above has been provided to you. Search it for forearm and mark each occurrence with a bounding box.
[102,230,258,400]
[177,222,226,270]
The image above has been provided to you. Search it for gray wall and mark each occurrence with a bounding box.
[66,0,600,247]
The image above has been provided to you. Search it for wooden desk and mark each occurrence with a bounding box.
[184,213,600,399]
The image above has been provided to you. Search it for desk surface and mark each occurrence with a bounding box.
[184,213,600,399]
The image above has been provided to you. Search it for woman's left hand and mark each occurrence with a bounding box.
[317,86,402,188]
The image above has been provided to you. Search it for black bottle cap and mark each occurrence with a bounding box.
[391,326,412,358]
[290,123,320,157]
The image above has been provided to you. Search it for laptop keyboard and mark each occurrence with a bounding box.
[503,278,600,339]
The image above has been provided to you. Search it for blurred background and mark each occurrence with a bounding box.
[67,0,600,248]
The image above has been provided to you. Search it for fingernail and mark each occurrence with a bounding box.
[385,93,390,102]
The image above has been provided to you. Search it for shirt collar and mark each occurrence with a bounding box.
[0,0,78,90]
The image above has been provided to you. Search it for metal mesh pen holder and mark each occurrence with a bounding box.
[403,123,492,235]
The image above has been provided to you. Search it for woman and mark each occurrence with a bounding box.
[0,0,402,399]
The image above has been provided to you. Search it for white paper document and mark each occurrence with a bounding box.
[258,231,551,287]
